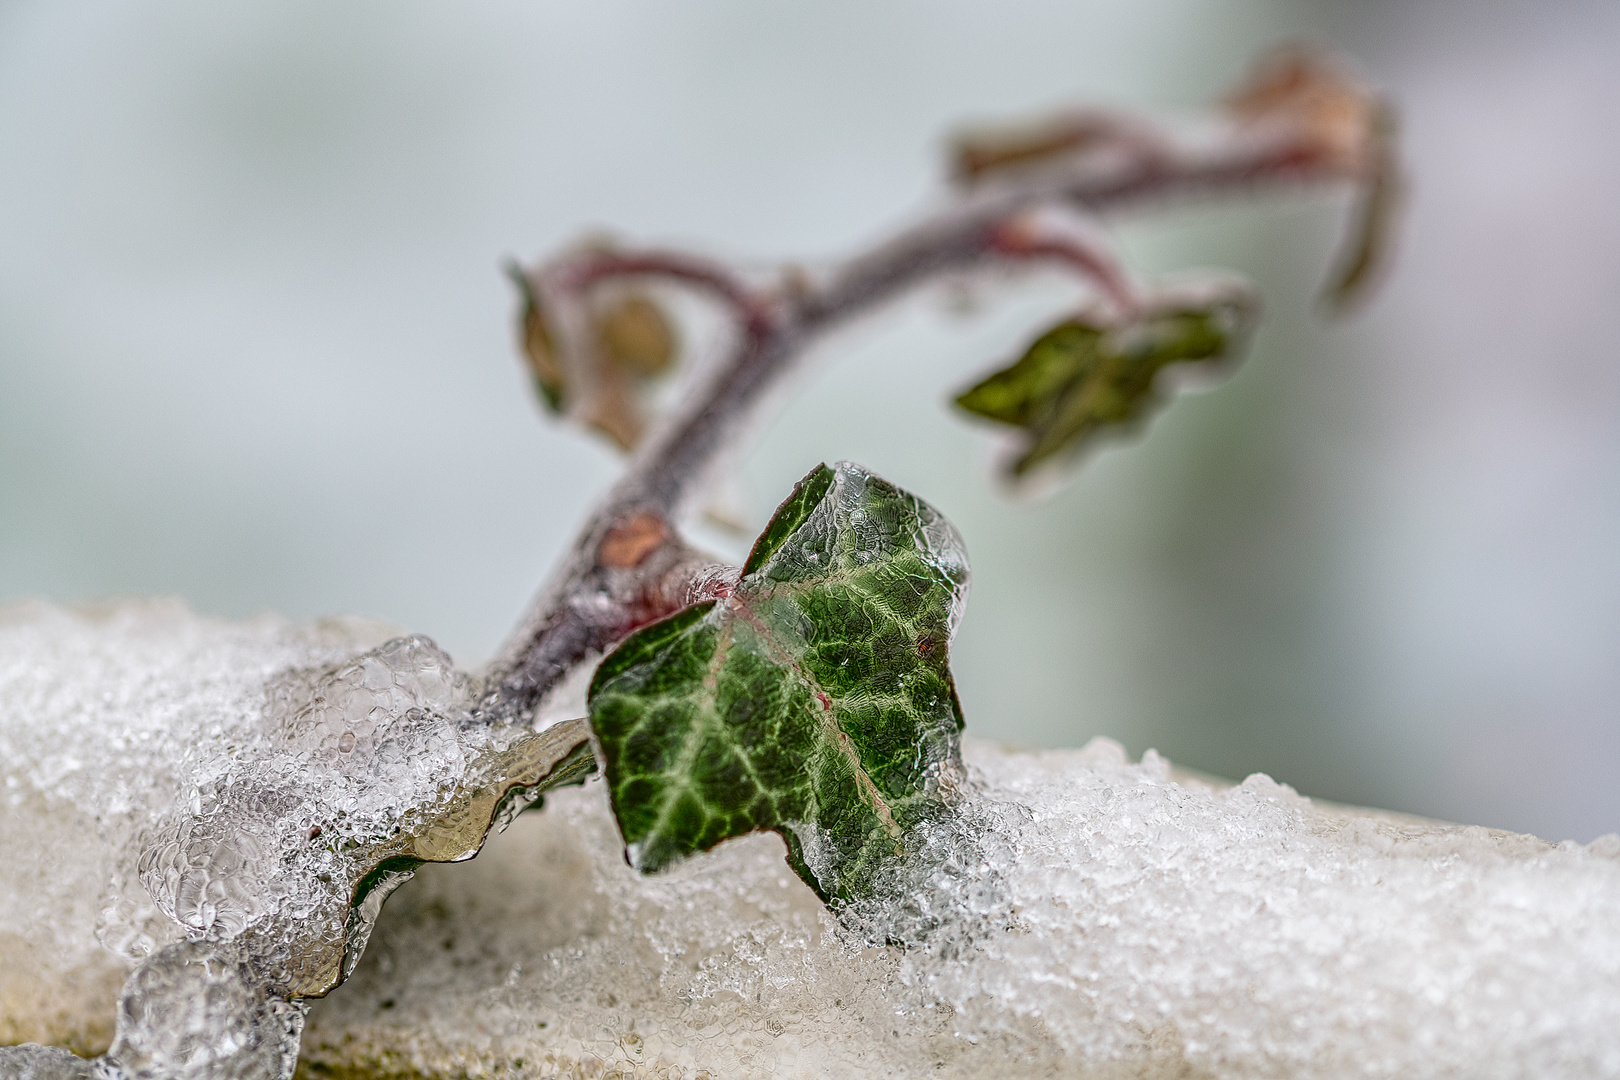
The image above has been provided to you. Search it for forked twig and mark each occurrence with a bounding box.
[481,48,1393,725]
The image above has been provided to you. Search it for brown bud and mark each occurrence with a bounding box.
[597,511,670,569]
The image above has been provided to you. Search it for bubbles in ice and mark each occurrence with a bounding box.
[0,944,304,1080]
[134,633,592,1000]
[135,634,480,992]
[0,599,400,1053]
[0,600,591,1076]
[103,942,305,1080]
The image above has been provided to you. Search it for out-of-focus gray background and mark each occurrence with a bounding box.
[3,1,1616,841]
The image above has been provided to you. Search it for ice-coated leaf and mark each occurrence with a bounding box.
[588,461,970,903]
[329,722,596,989]
[955,299,1250,475]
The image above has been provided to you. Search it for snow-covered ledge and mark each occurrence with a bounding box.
[4,601,1619,1079]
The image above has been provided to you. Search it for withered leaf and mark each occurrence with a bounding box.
[595,293,677,376]
[505,261,566,414]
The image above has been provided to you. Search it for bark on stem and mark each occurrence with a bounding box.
[479,115,1371,725]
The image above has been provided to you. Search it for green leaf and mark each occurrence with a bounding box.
[955,300,1250,475]
[588,462,970,904]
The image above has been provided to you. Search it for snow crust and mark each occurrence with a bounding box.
[0,600,572,1078]
[301,746,1620,1079]
[4,599,1620,1079]
[0,599,398,1056]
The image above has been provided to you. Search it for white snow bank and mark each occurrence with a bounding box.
[0,599,399,1055]
[301,740,1620,1079]
[3,600,1619,1078]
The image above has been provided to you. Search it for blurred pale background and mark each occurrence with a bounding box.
[2,1,1616,841]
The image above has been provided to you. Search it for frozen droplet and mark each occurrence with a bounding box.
[103,941,305,1080]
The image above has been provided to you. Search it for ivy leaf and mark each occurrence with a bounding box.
[954,297,1252,476]
[588,462,970,904]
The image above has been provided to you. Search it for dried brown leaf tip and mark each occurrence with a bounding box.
[1224,46,1380,172]
[1225,47,1401,312]
[1320,99,1401,314]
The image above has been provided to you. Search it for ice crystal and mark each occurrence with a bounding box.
[103,942,305,1080]
[134,632,590,997]
[0,599,399,1054]
[0,600,589,1078]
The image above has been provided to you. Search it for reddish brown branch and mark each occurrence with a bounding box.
[986,219,1141,316]
[479,58,1388,726]
[551,249,778,336]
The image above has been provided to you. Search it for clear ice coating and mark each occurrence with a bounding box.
[102,943,305,1080]
[0,944,303,1080]
[5,600,1620,1078]
[0,599,590,1079]
[589,461,971,903]
[0,1046,93,1080]
[1,599,399,1055]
